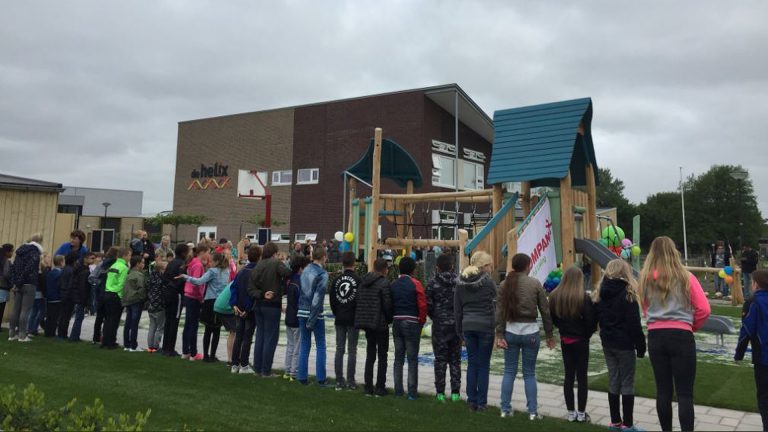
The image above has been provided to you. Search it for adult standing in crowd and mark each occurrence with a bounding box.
[8,233,44,342]
[355,258,393,396]
[141,231,156,268]
[454,251,497,412]
[742,245,760,300]
[711,241,731,297]
[249,242,292,377]
[55,230,89,262]
[497,253,555,421]
[297,247,330,386]
[155,235,173,261]
[129,231,145,262]
[162,244,189,357]
[0,243,14,332]
[640,236,710,432]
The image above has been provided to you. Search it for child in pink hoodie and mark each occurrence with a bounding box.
[180,244,210,360]
[639,237,710,432]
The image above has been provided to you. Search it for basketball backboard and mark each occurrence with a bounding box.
[237,170,268,199]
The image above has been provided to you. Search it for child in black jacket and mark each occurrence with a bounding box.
[426,253,461,402]
[549,266,597,423]
[593,259,646,431]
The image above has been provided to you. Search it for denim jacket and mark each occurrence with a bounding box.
[186,267,231,301]
[297,262,328,329]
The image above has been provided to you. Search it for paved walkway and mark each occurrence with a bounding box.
[61,316,762,431]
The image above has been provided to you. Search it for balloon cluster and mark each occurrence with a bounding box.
[718,266,735,285]
[599,226,641,260]
[543,267,564,293]
[334,231,355,252]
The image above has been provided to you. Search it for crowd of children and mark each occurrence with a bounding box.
[6,230,768,431]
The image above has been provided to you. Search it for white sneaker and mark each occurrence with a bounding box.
[239,365,255,374]
[231,365,240,374]
[567,411,577,422]
[124,348,130,352]
[529,413,543,421]
[18,337,32,343]
[8,335,18,341]
[500,411,513,418]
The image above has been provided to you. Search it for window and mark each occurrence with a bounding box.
[461,160,484,190]
[297,168,319,185]
[271,170,292,186]
[197,226,217,241]
[294,233,317,242]
[270,233,291,243]
[431,154,456,188]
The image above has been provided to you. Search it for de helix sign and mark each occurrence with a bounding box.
[188,162,231,190]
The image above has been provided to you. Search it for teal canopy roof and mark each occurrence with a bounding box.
[343,138,423,188]
[487,98,599,188]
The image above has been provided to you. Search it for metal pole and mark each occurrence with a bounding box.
[738,179,743,250]
[454,89,459,240]
[343,172,347,234]
[680,166,689,264]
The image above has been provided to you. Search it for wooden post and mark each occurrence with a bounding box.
[732,258,744,306]
[347,177,357,234]
[491,184,504,272]
[352,199,361,256]
[506,229,517,274]
[366,128,383,271]
[521,181,532,215]
[586,164,600,289]
[458,229,469,272]
[560,172,575,268]
[405,180,414,255]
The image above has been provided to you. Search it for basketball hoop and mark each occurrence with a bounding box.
[237,170,272,227]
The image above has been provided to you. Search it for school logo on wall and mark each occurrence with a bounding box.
[188,163,231,190]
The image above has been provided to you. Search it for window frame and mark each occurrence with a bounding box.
[460,160,485,191]
[296,168,320,185]
[431,154,456,189]
[271,170,292,186]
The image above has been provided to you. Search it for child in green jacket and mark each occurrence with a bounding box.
[122,256,146,351]
[102,247,131,349]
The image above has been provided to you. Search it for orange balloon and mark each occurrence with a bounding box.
[725,275,734,284]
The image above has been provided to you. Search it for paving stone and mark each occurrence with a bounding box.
[708,407,746,420]
[694,421,736,431]
[740,414,763,426]
[697,413,727,424]
[722,417,742,427]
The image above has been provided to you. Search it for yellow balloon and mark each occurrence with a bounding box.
[344,232,354,243]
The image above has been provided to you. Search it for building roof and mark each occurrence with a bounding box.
[0,173,64,193]
[487,97,599,187]
[180,84,494,144]
[61,186,143,217]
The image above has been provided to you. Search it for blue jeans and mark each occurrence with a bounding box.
[182,296,201,356]
[744,272,753,300]
[501,331,540,414]
[122,303,142,350]
[298,317,326,383]
[715,274,729,296]
[463,331,494,408]
[393,320,422,397]
[69,304,86,341]
[252,305,282,375]
[27,297,46,334]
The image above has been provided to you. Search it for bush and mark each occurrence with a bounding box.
[0,384,150,431]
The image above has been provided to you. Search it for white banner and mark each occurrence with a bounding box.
[516,197,557,283]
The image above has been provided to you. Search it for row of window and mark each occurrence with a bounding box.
[270,168,319,186]
[432,154,485,190]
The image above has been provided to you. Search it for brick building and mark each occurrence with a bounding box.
[172,84,494,245]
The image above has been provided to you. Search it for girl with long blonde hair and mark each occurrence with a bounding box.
[639,236,710,432]
[455,251,497,412]
[593,259,645,430]
[549,266,597,423]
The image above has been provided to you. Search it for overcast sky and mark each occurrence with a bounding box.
[1,1,766,217]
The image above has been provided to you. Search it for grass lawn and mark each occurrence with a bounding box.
[590,357,757,412]
[710,303,744,319]
[0,338,601,431]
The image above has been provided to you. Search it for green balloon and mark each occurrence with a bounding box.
[631,245,641,257]
[601,226,625,247]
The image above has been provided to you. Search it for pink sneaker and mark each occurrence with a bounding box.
[190,353,204,361]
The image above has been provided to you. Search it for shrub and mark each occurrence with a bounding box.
[0,384,150,431]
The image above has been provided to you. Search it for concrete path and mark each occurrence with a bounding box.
[40,316,763,431]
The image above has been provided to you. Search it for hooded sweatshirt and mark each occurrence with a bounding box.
[426,271,458,326]
[330,269,361,327]
[183,257,206,301]
[594,278,646,353]
[454,271,497,335]
[736,289,768,365]
[354,272,393,332]
[643,272,710,332]
[11,242,43,287]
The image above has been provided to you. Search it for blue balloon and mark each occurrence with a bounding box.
[552,277,561,285]
[724,266,734,276]
[410,251,417,260]
[340,241,350,252]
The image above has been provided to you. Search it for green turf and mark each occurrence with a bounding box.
[709,303,744,319]
[590,357,757,412]
[0,338,601,431]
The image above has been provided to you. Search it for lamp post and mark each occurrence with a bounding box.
[101,202,111,229]
[680,167,689,265]
[730,168,748,250]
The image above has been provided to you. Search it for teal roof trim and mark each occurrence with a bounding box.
[488,98,599,187]
[343,138,423,188]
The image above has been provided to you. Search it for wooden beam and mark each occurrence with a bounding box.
[506,229,517,273]
[521,181,531,215]
[405,180,414,255]
[491,184,504,272]
[347,177,357,234]
[560,172,575,268]
[367,128,382,271]
[458,229,469,271]
[384,238,463,248]
[585,164,600,289]
[380,188,493,202]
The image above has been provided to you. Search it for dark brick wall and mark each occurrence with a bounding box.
[172,108,294,244]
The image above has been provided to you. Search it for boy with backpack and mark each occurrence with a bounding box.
[330,251,361,390]
[426,253,462,402]
[389,256,427,400]
[735,269,768,430]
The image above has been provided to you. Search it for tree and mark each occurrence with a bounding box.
[144,213,210,245]
[243,214,285,228]
[637,192,683,248]
[596,168,637,234]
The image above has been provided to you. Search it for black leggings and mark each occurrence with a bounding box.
[648,329,696,432]
[231,314,255,367]
[44,302,62,337]
[562,339,590,412]
[203,325,221,359]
